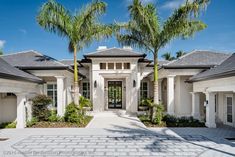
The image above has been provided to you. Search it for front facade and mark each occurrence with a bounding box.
[0,47,234,128]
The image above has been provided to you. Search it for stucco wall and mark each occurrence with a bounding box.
[175,76,193,116]
[90,58,140,113]
[0,94,17,123]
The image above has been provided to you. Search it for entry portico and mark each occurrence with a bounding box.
[84,47,146,113]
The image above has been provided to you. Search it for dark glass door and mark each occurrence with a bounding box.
[108,81,122,109]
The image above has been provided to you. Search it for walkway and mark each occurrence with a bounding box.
[86,110,146,129]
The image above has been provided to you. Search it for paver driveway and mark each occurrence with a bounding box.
[0,127,235,157]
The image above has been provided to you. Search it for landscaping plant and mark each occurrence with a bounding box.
[31,95,52,121]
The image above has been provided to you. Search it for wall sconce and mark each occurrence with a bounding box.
[133,80,136,87]
[94,80,97,88]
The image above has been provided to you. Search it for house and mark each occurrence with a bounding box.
[0,47,234,128]
[189,53,235,128]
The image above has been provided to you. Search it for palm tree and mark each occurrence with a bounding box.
[162,52,175,61]
[37,0,114,105]
[176,50,186,58]
[117,0,209,121]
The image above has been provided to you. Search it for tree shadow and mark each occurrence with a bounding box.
[105,125,235,156]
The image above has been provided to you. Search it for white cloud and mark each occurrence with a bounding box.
[19,29,27,34]
[161,0,186,10]
[0,40,6,49]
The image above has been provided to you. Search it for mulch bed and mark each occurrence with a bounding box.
[29,116,93,128]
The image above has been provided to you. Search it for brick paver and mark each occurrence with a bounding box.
[11,134,222,157]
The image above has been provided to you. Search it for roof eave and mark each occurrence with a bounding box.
[0,72,44,84]
[189,70,235,82]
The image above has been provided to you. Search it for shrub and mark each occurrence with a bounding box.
[163,114,205,127]
[0,122,16,128]
[153,104,164,125]
[48,110,64,122]
[64,102,80,123]
[31,95,52,121]
[79,96,92,109]
[26,117,38,127]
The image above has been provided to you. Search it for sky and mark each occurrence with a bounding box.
[0,0,235,60]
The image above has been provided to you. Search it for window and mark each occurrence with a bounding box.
[47,84,57,107]
[82,82,90,99]
[124,63,130,69]
[227,96,233,123]
[108,63,114,69]
[100,63,106,69]
[140,82,148,100]
[116,63,122,69]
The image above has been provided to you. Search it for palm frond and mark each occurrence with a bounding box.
[37,0,72,37]
[158,0,209,49]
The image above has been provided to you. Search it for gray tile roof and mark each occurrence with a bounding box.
[163,50,231,68]
[1,50,69,69]
[190,53,235,82]
[0,58,43,83]
[148,60,170,68]
[84,48,145,58]
[60,59,75,66]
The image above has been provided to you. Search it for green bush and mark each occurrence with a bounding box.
[64,102,80,123]
[153,104,164,125]
[163,114,205,127]
[0,121,16,128]
[26,117,39,127]
[31,95,52,121]
[79,96,92,108]
[48,110,64,122]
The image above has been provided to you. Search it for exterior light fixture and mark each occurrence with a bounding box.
[133,80,136,87]
[94,80,97,88]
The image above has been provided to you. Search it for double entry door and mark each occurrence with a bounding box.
[108,81,122,109]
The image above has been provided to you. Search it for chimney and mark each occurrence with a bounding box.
[97,46,107,51]
[123,46,132,50]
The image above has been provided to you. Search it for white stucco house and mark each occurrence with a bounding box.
[0,47,234,128]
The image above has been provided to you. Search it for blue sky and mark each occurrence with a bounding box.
[0,0,235,60]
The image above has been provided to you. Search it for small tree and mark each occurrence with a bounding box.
[31,95,52,121]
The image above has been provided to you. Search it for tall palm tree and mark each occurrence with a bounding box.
[0,49,3,55]
[37,0,114,105]
[162,52,175,61]
[176,50,186,58]
[117,0,209,121]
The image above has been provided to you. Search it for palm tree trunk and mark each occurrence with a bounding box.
[152,52,159,122]
[73,46,79,105]
[153,52,159,104]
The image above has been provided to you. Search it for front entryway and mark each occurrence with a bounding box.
[108,81,122,109]
[86,110,146,128]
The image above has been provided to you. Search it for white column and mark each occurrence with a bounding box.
[205,92,216,128]
[191,92,200,120]
[158,79,163,102]
[16,93,27,128]
[56,76,65,116]
[167,75,175,115]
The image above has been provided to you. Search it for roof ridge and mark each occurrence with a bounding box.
[1,50,38,56]
[85,47,114,55]
[115,47,144,54]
